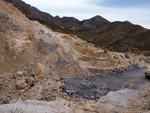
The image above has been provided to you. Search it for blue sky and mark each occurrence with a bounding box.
[23,0,150,29]
[96,0,150,8]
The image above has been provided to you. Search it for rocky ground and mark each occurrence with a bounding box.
[1,0,150,113]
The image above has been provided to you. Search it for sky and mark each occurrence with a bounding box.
[23,0,150,29]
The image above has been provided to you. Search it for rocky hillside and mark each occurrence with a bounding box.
[1,1,150,113]
[5,0,150,55]
[1,0,144,77]
[0,0,146,102]
[75,21,150,55]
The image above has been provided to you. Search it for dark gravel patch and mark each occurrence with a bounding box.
[64,64,148,100]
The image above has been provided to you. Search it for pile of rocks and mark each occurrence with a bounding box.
[0,71,36,104]
[15,71,35,90]
[93,64,139,78]
[106,64,139,76]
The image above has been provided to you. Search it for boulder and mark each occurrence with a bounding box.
[16,79,27,89]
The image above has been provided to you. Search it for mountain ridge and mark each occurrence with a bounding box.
[5,0,110,30]
[5,0,150,55]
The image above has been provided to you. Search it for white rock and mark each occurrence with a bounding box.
[17,71,24,76]
[0,99,71,113]
[104,89,138,107]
